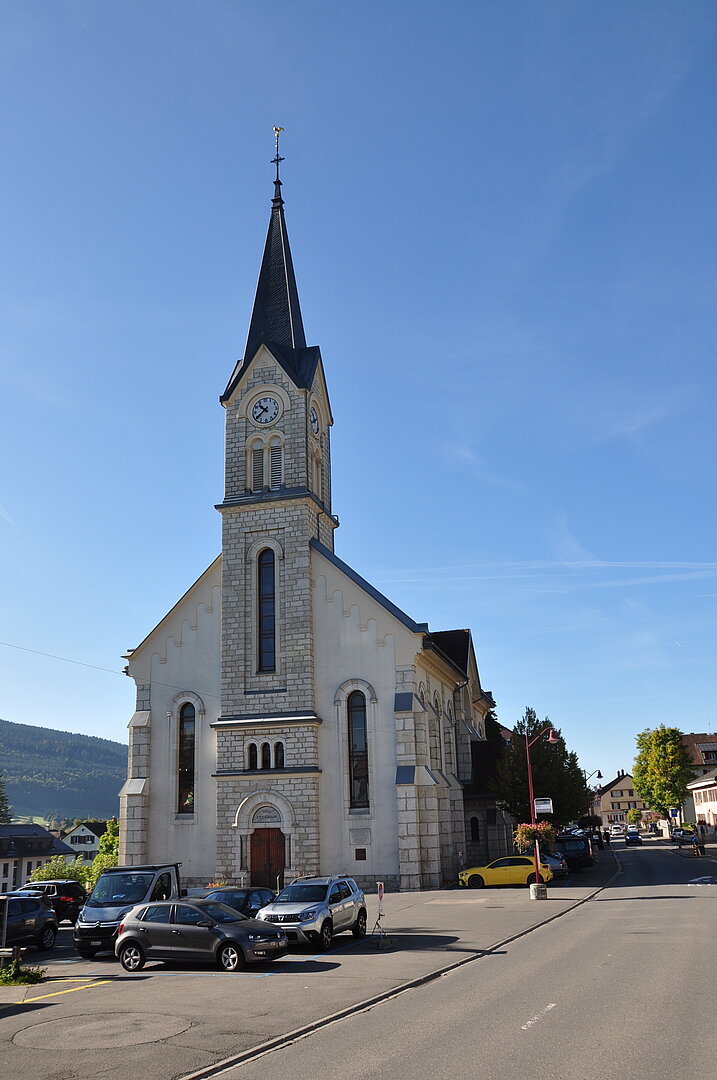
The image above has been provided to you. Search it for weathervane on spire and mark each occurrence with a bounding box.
[271,126,285,181]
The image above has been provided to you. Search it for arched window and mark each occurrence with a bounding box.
[177,703,196,814]
[257,548,275,672]
[274,741,285,769]
[261,742,271,770]
[347,690,369,809]
[247,743,258,770]
[470,817,480,842]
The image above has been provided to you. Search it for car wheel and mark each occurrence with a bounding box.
[527,873,545,885]
[352,910,367,939]
[318,921,333,951]
[217,942,245,972]
[37,925,56,951]
[468,875,484,889]
[119,942,146,972]
[76,945,98,959]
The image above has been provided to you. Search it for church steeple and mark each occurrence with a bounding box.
[221,130,319,402]
[243,129,306,357]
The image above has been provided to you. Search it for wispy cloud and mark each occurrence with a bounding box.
[0,503,17,528]
[442,442,525,492]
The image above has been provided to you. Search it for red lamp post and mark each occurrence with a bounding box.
[525,725,559,887]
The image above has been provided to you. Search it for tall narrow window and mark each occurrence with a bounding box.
[257,548,275,671]
[177,703,195,814]
[274,742,285,769]
[248,743,258,770]
[261,742,271,770]
[348,691,369,809]
[252,446,264,491]
[269,442,282,490]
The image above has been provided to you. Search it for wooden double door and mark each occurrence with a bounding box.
[250,828,286,889]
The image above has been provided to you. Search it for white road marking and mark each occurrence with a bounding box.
[521,1002,557,1030]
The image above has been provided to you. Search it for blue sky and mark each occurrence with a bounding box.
[1,1,716,781]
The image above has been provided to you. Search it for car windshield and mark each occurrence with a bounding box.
[87,873,156,906]
[205,890,248,905]
[275,884,328,904]
[200,902,244,924]
[558,840,586,851]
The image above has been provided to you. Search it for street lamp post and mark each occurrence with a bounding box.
[525,725,559,888]
[584,769,603,820]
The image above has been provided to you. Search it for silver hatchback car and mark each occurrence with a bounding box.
[255,875,367,950]
[114,898,288,972]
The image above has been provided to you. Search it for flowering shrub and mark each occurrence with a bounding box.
[514,822,556,851]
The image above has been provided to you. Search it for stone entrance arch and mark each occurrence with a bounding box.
[232,790,298,888]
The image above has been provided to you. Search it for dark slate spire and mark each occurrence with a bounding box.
[221,132,322,402]
[242,135,306,364]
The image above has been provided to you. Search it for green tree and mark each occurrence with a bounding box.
[626,808,643,825]
[29,855,89,888]
[633,726,693,820]
[0,772,11,823]
[87,819,119,888]
[493,707,589,827]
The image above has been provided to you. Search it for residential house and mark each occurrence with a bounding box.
[0,824,75,891]
[687,768,717,830]
[681,734,717,822]
[591,771,648,825]
[61,821,108,865]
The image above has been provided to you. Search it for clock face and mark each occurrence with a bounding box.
[251,396,280,425]
[310,406,319,434]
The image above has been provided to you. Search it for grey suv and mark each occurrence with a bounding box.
[255,875,366,950]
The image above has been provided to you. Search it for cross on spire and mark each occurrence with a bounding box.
[271,126,285,182]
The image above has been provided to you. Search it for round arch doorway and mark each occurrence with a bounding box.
[249,805,286,889]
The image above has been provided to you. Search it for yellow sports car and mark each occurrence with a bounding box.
[457,855,554,889]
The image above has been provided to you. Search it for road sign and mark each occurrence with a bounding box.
[534,798,553,814]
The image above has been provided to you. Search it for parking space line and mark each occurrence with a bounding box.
[0,980,112,1009]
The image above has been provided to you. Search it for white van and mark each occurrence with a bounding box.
[610,823,626,836]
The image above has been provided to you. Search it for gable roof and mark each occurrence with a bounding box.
[596,772,634,797]
[681,733,717,766]
[311,539,428,635]
[0,823,74,858]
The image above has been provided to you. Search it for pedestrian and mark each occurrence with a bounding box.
[603,829,611,848]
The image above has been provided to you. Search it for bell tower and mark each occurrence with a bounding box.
[216,133,337,721]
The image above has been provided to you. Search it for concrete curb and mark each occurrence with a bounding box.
[180,858,621,1080]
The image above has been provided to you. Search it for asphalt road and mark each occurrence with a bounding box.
[1,839,714,1080]
[210,840,717,1080]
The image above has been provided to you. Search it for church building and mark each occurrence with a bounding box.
[119,152,494,892]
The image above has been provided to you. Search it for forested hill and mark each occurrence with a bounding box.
[0,718,127,820]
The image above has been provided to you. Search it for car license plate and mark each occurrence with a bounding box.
[90,940,102,946]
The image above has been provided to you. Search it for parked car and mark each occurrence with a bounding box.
[625,832,643,846]
[0,891,58,951]
[114,898,288,972]
[541,852,569,879]
[255,875,367,949]
[196,886,275,919]
[671,829,696,847]
[75,863,185,958]
[457,856,554,889]
[610,823,626,836]
[19,880,87,924]
[555,834,594,871]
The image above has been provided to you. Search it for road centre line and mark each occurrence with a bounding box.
[0,980,112,1009]
[521,1003,557,1030]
